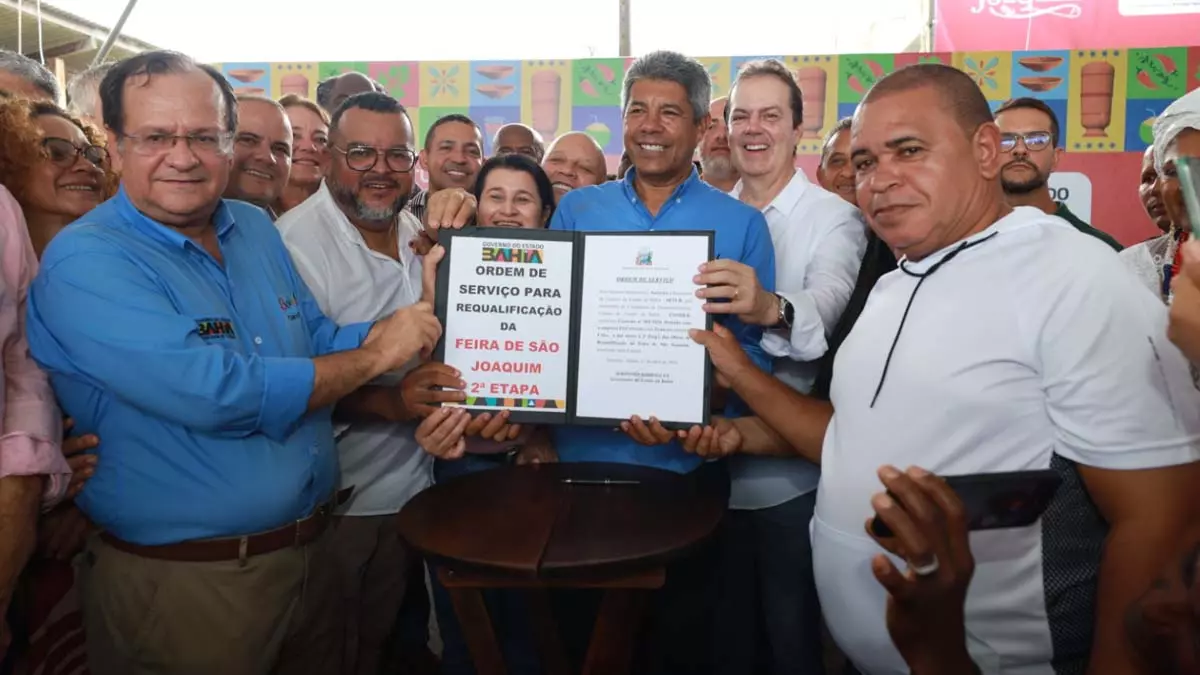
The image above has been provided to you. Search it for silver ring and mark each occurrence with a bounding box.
[910,556,940,577]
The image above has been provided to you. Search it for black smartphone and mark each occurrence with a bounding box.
[1176,157,1200,240]
[870,469,1061,538]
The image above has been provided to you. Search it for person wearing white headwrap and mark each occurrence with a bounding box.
[1121,89,1200,302]
[1161,89,1200,362]
[1155,90,1200,236]
[1154,88,1200,174]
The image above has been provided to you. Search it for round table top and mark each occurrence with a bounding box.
[397,461,727,578]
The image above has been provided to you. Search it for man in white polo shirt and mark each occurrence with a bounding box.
[692,63,1200,675]
[277,91,458,675]
[695,58,865,674]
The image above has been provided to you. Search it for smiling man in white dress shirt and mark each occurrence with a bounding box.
[695,58,866,675]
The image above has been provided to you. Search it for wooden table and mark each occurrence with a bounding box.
[397,461,727,675]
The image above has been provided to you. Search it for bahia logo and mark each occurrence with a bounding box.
[196,317,237,340]
[635,248,653,266]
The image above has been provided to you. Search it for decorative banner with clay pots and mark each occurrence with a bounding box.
[1068,49,1128,152]
[214,44,1200,248]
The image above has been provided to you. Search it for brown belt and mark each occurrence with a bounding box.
[100,487,353,564]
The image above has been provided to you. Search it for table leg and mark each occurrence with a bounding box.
[526,589,571,675]
[446,586,508,675]
[581,589,650,675]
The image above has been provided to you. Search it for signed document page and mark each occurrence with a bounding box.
[573,232,712,427]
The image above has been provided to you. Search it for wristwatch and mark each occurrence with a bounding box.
[775,293,794,330]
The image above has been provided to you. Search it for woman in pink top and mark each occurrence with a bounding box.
[0,186,66,496]
[0,183,69,658]
[0,95,113,673]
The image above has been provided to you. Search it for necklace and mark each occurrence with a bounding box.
[870,232,1000,408]
[1159,227,1188,304]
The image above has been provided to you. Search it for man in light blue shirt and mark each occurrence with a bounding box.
[25,51,440,675]
[549,51,776,475]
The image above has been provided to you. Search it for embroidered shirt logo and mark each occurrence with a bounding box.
[196,317,237,340]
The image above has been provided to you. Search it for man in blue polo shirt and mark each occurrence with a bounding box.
[25,51,441,675]
[548,50,776,472]
[547,50,775,675]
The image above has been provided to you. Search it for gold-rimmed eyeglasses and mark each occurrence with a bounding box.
[120,131,234,157]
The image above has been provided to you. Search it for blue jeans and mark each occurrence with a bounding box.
[712,490,825,675]
[431,455,543,675]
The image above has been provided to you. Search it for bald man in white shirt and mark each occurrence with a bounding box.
[692,63,1200,675]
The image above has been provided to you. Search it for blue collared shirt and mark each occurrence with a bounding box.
[549,168,776,473]
[26,188,371,545]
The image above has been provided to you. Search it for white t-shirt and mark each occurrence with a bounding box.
[729,171,866,509]
[814,207,1200,675]
[277,183,431,517]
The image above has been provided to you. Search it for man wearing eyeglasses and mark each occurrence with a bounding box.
[276,90,454,675]
[224,95,293,219]
[25,52,443,675]
[995,97,1123,251]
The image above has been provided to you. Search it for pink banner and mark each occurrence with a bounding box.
[935,0,1200,52]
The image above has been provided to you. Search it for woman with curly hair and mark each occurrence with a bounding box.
[0,93,45,189]
[0,98,116,258]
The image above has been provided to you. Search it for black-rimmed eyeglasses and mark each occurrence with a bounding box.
[333,145,416,173]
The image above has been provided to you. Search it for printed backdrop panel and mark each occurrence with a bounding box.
[370,62,420,108]
[217,44,1192,247]
[783,55,838,155]
[1066,49,1128,153]
[272,63,319,100]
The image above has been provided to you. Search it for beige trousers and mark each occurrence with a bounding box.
[80,532,339,675]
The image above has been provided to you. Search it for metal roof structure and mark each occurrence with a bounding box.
[0,0,158,76]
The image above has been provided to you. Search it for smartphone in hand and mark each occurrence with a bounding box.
[870,469,1061,538]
